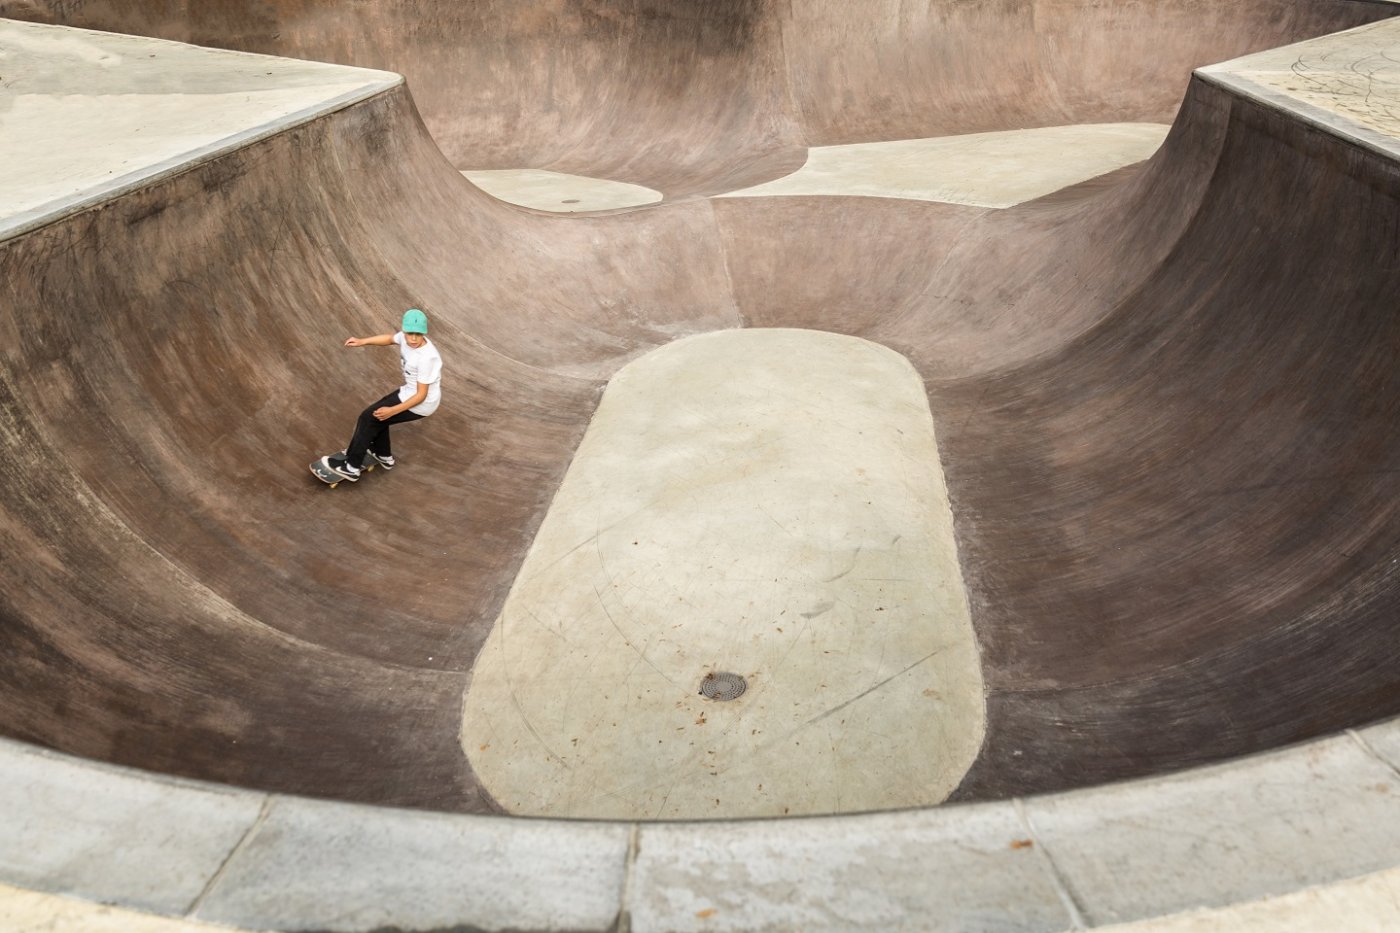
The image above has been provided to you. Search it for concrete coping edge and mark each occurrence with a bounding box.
[7,716,1400,932]
[1196,67,1400,163]
[1195,16,1400,162]
[0,30,403,246]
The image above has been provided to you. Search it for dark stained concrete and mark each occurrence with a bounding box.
[3,1,1400,811]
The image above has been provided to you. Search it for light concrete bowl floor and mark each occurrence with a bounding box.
[463,126,1169,212]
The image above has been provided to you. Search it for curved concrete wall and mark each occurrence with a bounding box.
[5,10,1400,812]
[0,0,1391,194]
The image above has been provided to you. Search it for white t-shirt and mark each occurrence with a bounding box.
[393,331,442,416]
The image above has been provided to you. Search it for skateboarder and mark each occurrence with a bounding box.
[317,308,443,483]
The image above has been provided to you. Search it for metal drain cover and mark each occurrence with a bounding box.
[700,671,747,701]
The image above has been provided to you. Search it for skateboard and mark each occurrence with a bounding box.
[309,454,378,488]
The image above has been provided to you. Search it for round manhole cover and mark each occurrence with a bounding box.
[699,671,747,701]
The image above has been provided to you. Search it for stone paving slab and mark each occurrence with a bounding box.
[0,881,264,933]
[13,726,1400,931]
[1354,717,1400,775]
[1023,733,1400,927]
[1101,864,1400,932]
[627,803,1072,932]
[192,795,631,932]
[0,741,264,916]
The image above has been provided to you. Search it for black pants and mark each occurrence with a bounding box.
[345,391,424,465]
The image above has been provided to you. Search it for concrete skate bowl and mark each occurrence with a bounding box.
[9,0,1400,928]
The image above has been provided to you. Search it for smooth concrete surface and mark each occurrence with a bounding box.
[462,329,984,819]
[0,19,400,241]
[717,124,1171,207]
[461,168,663,212]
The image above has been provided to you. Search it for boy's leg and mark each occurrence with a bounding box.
[344,391,402,466]
[369,410,424,459]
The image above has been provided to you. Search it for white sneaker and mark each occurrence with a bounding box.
[364,451,395,470]
[321,455,361,482]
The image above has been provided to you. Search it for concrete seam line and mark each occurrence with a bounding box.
[612,823,641,933]
[1347,729,1400,782]
[184,795,275,918]
[703,197,748,329]
[1015,797,1089,930]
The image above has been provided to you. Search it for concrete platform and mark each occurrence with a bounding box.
[0,20,398,241]
[1200,16,1400,158]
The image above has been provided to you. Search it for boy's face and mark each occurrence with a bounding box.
[405,332,427,349]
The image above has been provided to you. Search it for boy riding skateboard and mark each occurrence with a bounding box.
[315,308,443,484]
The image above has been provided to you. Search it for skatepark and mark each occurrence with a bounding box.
[6,0,1400,928]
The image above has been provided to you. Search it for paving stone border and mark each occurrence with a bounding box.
[6,718,1400,932]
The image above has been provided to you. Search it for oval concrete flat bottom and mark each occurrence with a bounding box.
[461,328,985,819]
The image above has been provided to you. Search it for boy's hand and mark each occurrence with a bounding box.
[373,407,396,421]
[344,337,365,348]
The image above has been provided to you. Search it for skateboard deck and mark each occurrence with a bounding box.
[309,456,376,488]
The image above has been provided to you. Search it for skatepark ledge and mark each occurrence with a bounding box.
[9,719,1400,931]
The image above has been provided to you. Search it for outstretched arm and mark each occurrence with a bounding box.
[344,333,396,348]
